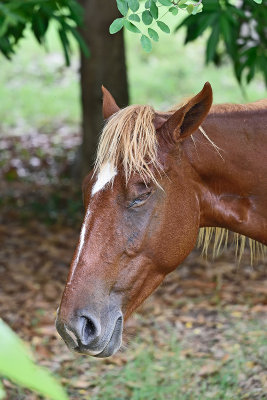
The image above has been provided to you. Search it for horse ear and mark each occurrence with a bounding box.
[160,82,213,142]
[102,85,120,120]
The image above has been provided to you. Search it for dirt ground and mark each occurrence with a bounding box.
[0,133,266,399]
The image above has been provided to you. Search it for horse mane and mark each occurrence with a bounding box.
[198,227,266,264]
[94,104,161,185]
[95,103,266,264]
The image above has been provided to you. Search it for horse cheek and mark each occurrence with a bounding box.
[149,192,199,272]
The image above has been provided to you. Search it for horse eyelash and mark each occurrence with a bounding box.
[128,191,152,208]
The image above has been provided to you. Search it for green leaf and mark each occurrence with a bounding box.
[187,4,194,14]
[252,0,262,3]
[124,20,140,33]
[0,381,5,400]
[247,63,255,83]
[129,13,140,22]
[145,0,152,8]
[178,0,188,6]
[0,18,10,37]
[58,27,70,66]
[148,27,159,41]
[192,3,203,14]
[158,0,172,6]
[68,1,84,25]
[0,319,68,400]
[156,21,170,33]
[169,6,178,15]
[0,36,13,59]
[177,13,218,42]
[32,10,49,44]
[116,0,128,16]
[206,24,220,63]
[150,2,158,19]
[140,34,152,52]
[142,10,153,25]
[128,0,139,12]
[109,18,125,34]
[220,14,235,55]
[231,6,246,19]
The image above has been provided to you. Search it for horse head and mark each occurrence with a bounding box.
[56,83,213,357]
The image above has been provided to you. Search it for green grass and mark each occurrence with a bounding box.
[0,19,266,134]
[0,27,80,133]
[67,317,267,400]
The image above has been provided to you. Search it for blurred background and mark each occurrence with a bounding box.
[0,1,267,399]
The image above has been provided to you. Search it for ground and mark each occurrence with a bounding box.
[0,132,266,400]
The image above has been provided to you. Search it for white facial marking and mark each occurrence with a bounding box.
[92,162,117,196]
[69,207,91,282]
[69,163,116,282]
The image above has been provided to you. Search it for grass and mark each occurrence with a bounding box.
[0,28,80,134]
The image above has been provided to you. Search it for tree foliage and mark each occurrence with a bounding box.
[0,0,89,65]
[110,0,203,49]
[111,0,266,86]
[177,0,267,86]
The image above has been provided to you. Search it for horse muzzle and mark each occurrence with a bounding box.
[56,309,123,358]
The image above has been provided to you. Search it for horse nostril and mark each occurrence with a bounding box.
[79,315,100,346]
[81,316,96,343]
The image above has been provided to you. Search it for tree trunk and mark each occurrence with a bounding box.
[76,0,129,179]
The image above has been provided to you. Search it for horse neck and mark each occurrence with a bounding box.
[183,100,267,245]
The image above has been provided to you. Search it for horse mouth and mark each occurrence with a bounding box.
[74,315,123,358]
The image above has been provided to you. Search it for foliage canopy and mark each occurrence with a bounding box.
[111,0,266,86]
[0,0,88,65]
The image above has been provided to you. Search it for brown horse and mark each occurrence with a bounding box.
[56,83,267,357]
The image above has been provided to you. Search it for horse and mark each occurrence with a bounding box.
[56,83,267,358]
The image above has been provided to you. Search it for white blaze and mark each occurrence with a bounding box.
[92,162,117,196]
[69,207,91,282]
[69,163,117,282]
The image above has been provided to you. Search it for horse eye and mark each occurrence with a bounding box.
[128,191,152,208]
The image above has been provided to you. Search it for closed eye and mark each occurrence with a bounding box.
[128,191,152,208]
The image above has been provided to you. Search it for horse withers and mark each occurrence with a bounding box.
[56,83,267,357]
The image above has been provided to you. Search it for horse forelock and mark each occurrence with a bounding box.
[94,104,162,187]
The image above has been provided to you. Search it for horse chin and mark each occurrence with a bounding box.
[94,334,122,358]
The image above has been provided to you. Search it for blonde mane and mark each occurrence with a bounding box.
[94,104,266,264]
[94,105,161,185]
[198,227,266,264]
